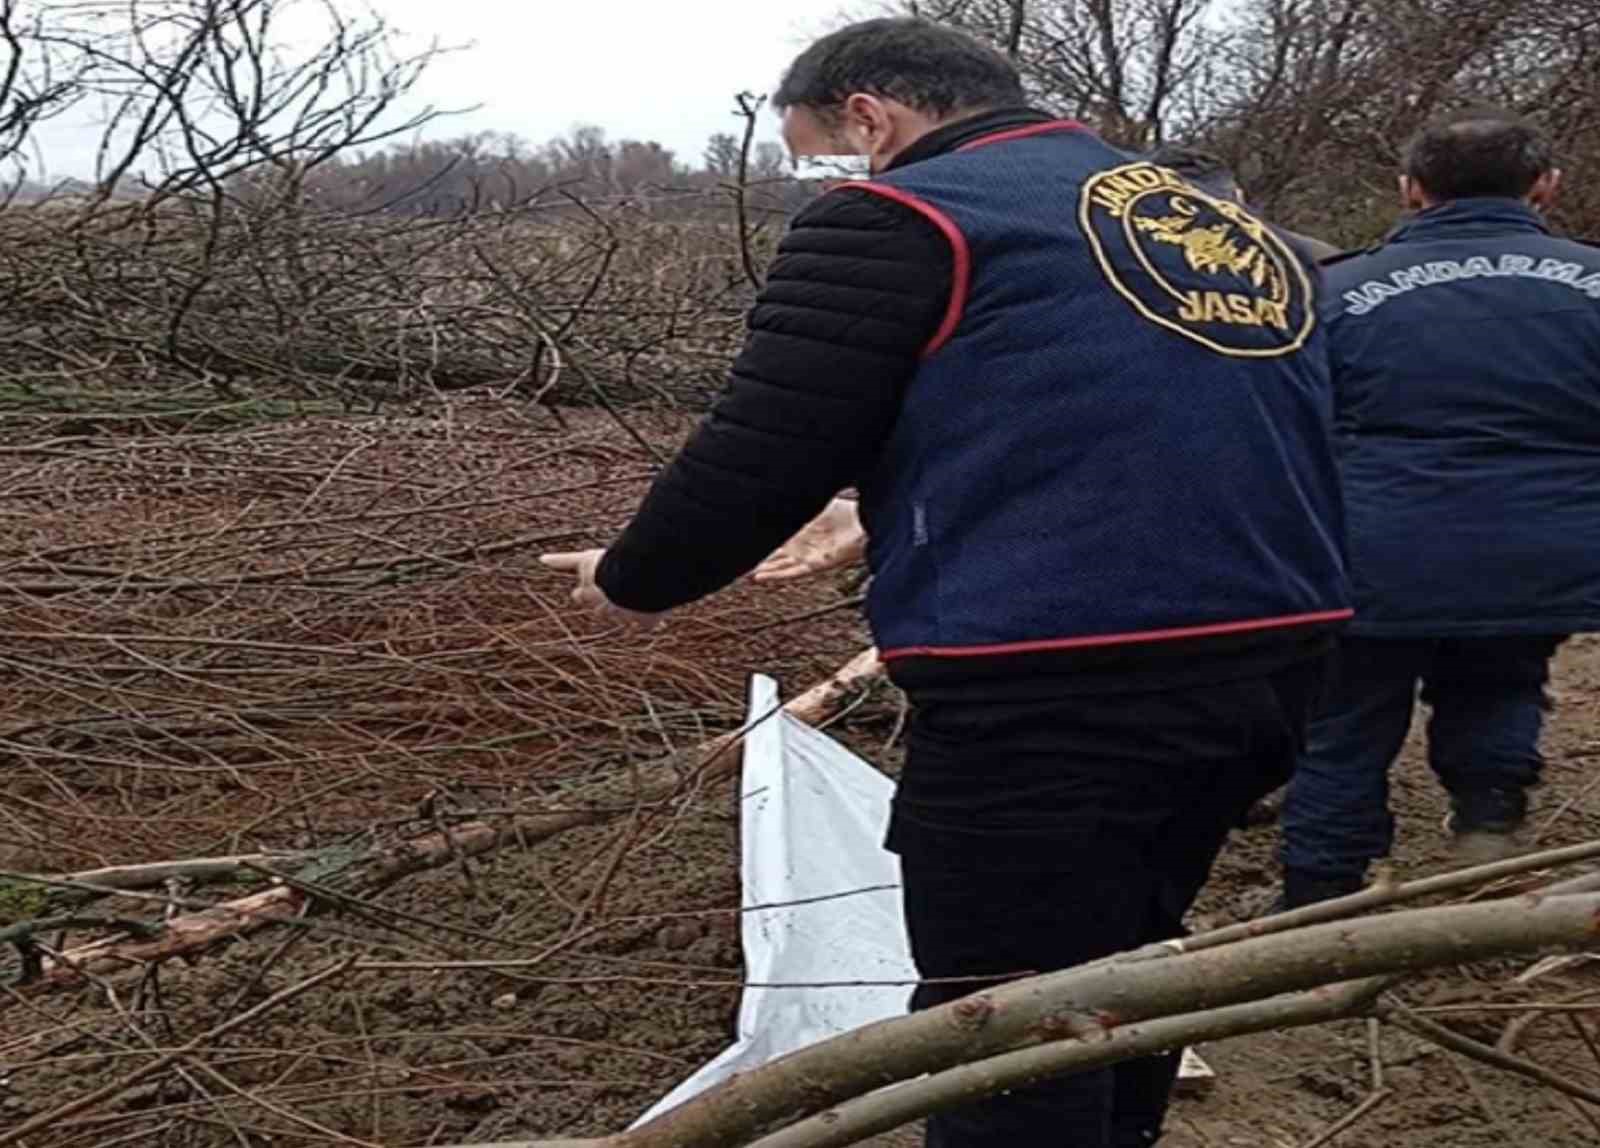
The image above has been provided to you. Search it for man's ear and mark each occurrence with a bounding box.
[840,93,895,154]
[1529,168,1562,211]
[1398,174,1428,211]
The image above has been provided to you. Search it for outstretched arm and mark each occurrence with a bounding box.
[544,187,952,619]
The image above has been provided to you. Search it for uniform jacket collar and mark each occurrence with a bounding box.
[885,107,1057,173]
[1388,198,1550,244]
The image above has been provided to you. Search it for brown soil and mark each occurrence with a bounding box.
[4,404,1599,1148]
[1159,635,1600,1148]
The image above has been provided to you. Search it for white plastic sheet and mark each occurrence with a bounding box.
[631,673,916,1125]
[631,672,1212,1126]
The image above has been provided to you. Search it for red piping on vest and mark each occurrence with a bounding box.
[880,609,1354,662]
[956,120,1089,151]
[837,181,970,358]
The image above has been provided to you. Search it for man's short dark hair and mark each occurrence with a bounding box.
[1403,107,1555,200]
[1146,144,1240,198]
[773,18,1025,120]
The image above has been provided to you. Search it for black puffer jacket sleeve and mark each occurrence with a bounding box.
[594,187,954,613]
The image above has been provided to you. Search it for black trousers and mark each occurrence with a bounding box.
[894,662,1325,1148]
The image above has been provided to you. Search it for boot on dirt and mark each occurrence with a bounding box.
[1244,870,1364,918]
[1443,787,1527,866]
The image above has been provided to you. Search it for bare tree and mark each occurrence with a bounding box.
[1207,0,1600,240]
[0,0,84,182]
[901,0,1222,147]
[703,131,743,179]
[912,0,1600,242]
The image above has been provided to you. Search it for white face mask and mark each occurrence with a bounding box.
[792,154,874,182]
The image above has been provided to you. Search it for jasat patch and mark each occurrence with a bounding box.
[1079,163,1315,357]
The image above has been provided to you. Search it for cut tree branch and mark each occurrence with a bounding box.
[459,894,1600,1148]
[5,650,884,1001]
[742,978,1395,1148]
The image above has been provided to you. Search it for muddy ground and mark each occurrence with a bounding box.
[3,405,1599,1148]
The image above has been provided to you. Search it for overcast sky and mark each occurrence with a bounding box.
[28,0,875,179]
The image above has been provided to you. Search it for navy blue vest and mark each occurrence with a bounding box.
[849,123,1351,665]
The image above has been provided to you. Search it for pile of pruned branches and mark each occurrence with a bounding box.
[0,0,788,413]
[1,187,769,409]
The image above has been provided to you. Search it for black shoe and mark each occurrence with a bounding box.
[1281,869,1364,911]
[1449,786,1527,833]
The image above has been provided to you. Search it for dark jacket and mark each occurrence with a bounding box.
[1322,198,1600,636]
[597,108,1347,688]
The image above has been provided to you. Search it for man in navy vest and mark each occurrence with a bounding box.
[544,18,1350,1147]
[1273,108,1600,910]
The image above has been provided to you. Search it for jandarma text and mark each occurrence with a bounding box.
[1341,254,1600,315]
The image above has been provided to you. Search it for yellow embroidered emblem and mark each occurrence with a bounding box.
[1079,162,1315,357]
